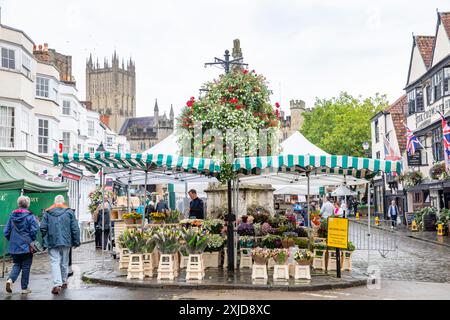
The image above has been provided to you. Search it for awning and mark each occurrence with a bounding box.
[53,152,221,175]
[233,154,402,178]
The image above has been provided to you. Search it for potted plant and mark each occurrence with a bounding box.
[204,234,225,268]
[153,227,180,280]
[281,232,297,248]
[251,247,272,265]
[122,212,141,225]
[430,162,446,180]
[421,207,437,231]
[150,211,166,224]
[239,235,254,248]
[341,242,356,271]
[400,171,423,187]
[203,218,225,234]
[294,237,310,249]
[271,248,290,265]
[164,210,181,224]
[261,234,282,249]
[312,243,327,270]
[293,249,313,265]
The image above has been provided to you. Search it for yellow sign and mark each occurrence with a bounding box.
[411,220,418,231]
[327,217,349,249]
[355,212,359,220]
[437,224,444,236]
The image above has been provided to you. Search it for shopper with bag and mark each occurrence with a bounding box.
[41,195,80,295]
[3,196,39,295]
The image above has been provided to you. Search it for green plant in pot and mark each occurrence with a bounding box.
[205,234,225,252]
[293,249,313,265]
[437,208,450,235]
[153,226,180,254]
[313,243,327,257]
[281,232,297,248]
[180,227,210,254]
[239,235,254,248]
[261,234,282,249]
[271,248,290,265]
[294,237,310,249]
[202,218,225,234]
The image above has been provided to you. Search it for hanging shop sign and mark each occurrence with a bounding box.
[407,152,422,166]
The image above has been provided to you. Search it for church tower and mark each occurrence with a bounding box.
[86,51,136,133]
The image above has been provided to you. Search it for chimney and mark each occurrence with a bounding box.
[43,43,48,52]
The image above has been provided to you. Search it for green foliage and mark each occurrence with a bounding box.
[118,229,155,254]
[180,227,210,254]
[294,237,310,249]
[202,218,225,234]
[300,92,387,157]
[438,208,450,226]
[205,234,225,252]
[261,234,282,249]
[347,241,356,251]
[164,210,181,223]
[414,207,437,228]
[153,227,180,254]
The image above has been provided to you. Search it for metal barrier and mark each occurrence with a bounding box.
[80,221,96,243]
[348,219,398,258]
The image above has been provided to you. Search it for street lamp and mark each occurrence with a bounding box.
[362,141,370,157]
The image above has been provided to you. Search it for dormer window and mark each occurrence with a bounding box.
[432,70,443,101]
[407,87,424,115]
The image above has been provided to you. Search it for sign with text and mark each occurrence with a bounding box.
[327,217,349,249]
[407,152,422,166]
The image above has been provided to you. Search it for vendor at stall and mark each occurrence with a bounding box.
[188,189,204,219]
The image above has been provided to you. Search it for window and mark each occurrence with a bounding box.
[88,147,95,153]
[0,106,15,148]
[21,53,31,78]
[432,71,443,101]
[38,119,49,154]
[62,100,71,115]
[407,87,424,114]
[62,132,70,153]
[88,120,95,136]
[426,85,433,105]
[444,67,450,96]
[376,151,381,159]
[432,127,444,162]
[107,136,113,146]
[1,48,15,70]
[77,144,82,153]
[374,120,379,143]
[36,77,49,98]
[419,135,428,165]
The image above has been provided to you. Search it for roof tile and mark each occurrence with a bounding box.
[385,95,407,153]
[415,35,435,69]
[440,12,450,40]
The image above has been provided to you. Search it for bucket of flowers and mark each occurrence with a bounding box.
[271,248,290,265]
[293,249,313,266]
[153,227,180,254]
[180,227,210,254]
[251,247,272,265]
[239,235,254,248]
[150,211,166,224]
[122,212,142,225]
[202,219,225,234]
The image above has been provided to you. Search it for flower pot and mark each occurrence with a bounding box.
[253,256,268,265]
[423,214,437,231]
[124,218,134,225]
[135,218,142,225]
[295,260,312,266]
[281,238,295,248]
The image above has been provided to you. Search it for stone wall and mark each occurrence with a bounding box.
[204,183,275,218]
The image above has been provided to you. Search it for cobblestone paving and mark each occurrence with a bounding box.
[350,222,450,283]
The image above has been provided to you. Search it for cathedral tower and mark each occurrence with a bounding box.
[86,51,136,133]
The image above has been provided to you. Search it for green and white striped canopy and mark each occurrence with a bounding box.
[233,154,402,178]
[53,152,221,175]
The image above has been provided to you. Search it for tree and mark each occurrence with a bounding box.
[300,92,387,157]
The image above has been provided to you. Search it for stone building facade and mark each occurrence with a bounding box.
[85,52,136,133]
[279,99,310,141]
[119,99,174,153]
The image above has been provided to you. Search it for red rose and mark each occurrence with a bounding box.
[243,69,248,74]
[236,105,242,110]
[275,102,280,108]
[187,100,194,107]
[230,97,238,104]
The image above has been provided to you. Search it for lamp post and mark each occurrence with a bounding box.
[362,141,370,157]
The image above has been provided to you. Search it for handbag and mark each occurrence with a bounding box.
[11,220,41,254]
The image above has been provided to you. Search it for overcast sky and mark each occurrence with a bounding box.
[1,0,449,118]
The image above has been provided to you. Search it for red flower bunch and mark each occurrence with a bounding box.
[229,97,238,104]
[275,109,280,117]
[186,96,195,107]
[236,105,242,110]
[275,102,280,108]
[243,69,249,74]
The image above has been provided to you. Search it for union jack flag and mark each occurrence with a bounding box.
[439,112,450,167]
[405,126,419,155]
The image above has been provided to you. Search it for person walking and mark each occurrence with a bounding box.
[387,199,400,229]
[96,196,111,250]
[334,201,343,217]
[145,200,156,221]
[3,196,39,295]
[320,197,334,220]
[188,189,204,219]
[40,195,80,295]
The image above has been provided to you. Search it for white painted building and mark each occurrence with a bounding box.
[0,22,130,220]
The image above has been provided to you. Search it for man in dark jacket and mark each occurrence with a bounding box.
[3,196,38,295]
[156,198,169,213]
[40,195,80,295]
[188,189,204,219]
